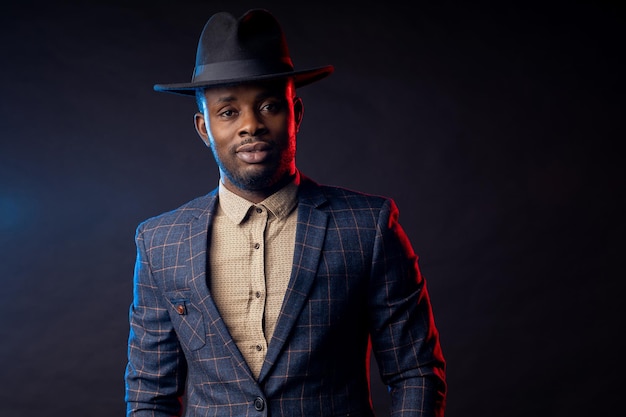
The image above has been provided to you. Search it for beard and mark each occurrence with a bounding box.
[212,141,296,192]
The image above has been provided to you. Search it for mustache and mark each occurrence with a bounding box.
[233,137,274,151]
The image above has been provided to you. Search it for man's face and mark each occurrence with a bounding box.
[195,79,303,198]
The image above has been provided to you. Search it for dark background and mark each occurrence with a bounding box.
[1,1,623,416]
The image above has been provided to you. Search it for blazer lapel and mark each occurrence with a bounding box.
[259,178,328,382]
[186,191,255,377]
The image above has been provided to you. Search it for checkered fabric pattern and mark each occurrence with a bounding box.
[125,175,446,417]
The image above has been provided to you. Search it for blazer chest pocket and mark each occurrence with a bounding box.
[166,290,206,351]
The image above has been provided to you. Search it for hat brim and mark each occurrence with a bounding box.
[153,65,334,96]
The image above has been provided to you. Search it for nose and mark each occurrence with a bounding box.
[238,108,268,138]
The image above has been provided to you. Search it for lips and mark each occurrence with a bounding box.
[236,142,271,153]
[235,141,272,164]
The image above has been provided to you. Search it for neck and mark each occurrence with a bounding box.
[222,172,297,204]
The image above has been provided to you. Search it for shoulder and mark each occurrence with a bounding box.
[298,175,399,229]
[136,189,218,235]
[300,174,394,212]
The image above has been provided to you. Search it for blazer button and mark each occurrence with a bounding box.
[254,396,265,411]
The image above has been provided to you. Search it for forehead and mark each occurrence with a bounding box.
[202,78,293,101]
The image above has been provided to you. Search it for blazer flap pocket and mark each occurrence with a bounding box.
[165,290,206,351]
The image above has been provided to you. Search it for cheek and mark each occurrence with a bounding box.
[210,138,234,157]
[270,114,296,139]
[207,124,232,149]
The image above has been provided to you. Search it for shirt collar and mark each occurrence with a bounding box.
[218,172,300,225]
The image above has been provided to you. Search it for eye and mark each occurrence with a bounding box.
[260,100,283,114]
[218,108,237,118]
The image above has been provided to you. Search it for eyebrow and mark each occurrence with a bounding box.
[210,91,283,106]
[211,96,236,105]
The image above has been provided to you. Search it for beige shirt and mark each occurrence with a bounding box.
[209,179,298,378]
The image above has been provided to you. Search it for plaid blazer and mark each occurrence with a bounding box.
[125,175,446,417]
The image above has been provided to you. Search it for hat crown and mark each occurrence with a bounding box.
[192,10,294,83]
[196,10,291,66]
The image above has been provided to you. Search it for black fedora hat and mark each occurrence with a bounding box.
[154,9,334,96]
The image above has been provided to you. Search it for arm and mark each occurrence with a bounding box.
[125,224,187,417]
[368,199,447,417]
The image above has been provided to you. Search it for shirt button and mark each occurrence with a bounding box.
[176,305,185,315]
[256,207,262,213]
[255,291,261,298]
[254,243,260,249]
[255,344,263,351]
[254,396,265,411]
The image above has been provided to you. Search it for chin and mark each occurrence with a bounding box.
[229,171,276,191]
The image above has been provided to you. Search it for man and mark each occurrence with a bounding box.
[125,8,446,417]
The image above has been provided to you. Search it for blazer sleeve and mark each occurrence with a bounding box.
[125,223,187,417]
[368,198,447,417]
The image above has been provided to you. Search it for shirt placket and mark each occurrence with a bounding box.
[249,204,269,375]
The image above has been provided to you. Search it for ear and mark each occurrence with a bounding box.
[194,112,211,147]
[293,96,304,133]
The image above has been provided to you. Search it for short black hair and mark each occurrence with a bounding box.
[195,88,205,112]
